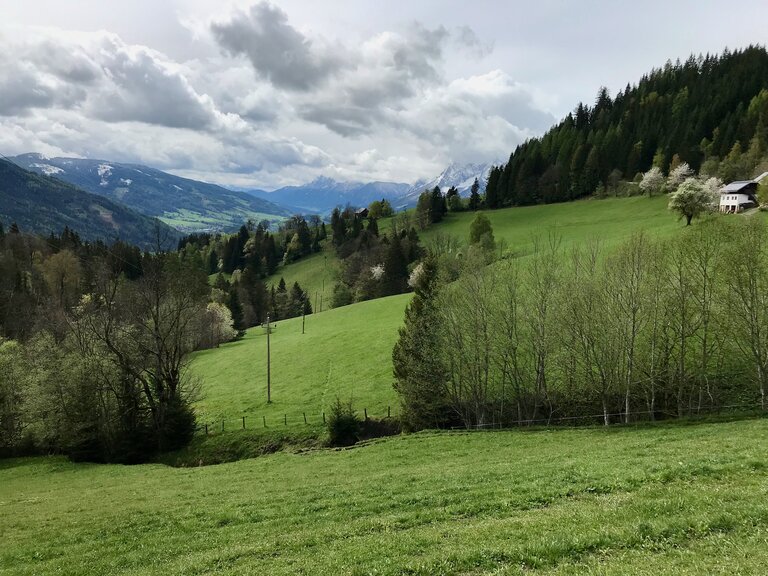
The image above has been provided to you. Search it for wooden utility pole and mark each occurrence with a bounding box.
[266,314,271,403]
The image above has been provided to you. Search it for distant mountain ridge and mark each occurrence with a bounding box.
[247,177,411,214]
[12,154,292,233]
[400,162,492,207]
[0,159,179,249]
[249,162,492,214]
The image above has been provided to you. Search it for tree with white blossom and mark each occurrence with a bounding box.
[668,177,712,226]
[667,162,694,190]
[639,166,665,197]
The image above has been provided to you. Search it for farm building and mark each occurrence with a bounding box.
[719,172,768,213]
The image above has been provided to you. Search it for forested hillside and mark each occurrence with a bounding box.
[12,154,292,233]
[485,45,768,206]
[0,159,179,248]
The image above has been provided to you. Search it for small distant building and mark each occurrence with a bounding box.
[719,172,768,213]
[355,207,369,218]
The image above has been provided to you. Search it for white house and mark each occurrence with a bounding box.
[720,172,768,213]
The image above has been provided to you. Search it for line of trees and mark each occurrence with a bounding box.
[394,216,768,430]
[0,225,238,462]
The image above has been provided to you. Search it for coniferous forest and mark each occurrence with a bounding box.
[484,46,768,207]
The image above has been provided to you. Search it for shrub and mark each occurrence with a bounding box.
[327,398,360,447]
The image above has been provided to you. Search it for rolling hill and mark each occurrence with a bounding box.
[195,194,696,426]
[0,159,180,249]
[12,154,292,233]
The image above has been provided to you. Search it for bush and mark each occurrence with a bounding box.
[327,398,360,446]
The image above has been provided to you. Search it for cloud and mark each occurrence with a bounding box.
[0,32,224,131]
[87,37,218,129]
[0,6,559,189]
[211,2,347,91]
[294,23,452,137]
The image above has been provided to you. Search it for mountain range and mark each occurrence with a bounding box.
[2,152,493,246]
[12,154,292,233]
[0,159,179,249]
[247,162,493,215]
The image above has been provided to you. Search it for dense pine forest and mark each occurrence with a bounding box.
[485,45,768,207]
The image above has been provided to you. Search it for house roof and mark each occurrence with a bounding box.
[722,172,768,194]
[722,181,754,193]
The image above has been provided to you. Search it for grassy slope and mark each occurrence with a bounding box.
[264,246,339,313]
[191,293,411,425]
[418,194,681,253]
[194,196,685,423]
[263,196,678,298]
[3,419,768,575]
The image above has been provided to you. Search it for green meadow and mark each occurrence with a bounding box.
[190,293,411,426]
[3,418,768,575]
[417,194,682,252]
[264,246,339,313]
[270,195,682,297]
[195,195,695,424]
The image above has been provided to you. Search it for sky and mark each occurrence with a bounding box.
[1,1,766,189]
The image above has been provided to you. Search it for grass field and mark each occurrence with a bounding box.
[3,418,768,575]
[417,195,682,254]
[194,196,711,426]
[190,293,410,425]
[264,246,339,313]
[267,196,681,302]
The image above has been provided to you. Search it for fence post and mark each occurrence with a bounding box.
[364,408,368,421]
[303,412,307,424]
[322,412,325,423]
[222,420,224,432]
[263,415,266,428]
[242,416,246,429]
[388,406,391,418]
[284,414,287,426]
[205,423,208,435]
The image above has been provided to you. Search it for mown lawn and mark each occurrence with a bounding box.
[2,419,768,575]
[190,293,410,426]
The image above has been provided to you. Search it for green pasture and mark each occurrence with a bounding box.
[418,195,683,253]
[264,246,339,313]
[3,418,768,575]
[263,196,684,315]
[195,196,733,425]
[190,293,411,425]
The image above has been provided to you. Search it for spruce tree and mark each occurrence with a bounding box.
[227,287,246,335]
[383,233,408,295]
[468,179,481,210]
[392,255,449,430]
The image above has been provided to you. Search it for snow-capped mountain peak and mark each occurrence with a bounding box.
[402,162,493,205]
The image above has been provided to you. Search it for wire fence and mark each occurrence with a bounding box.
[196,401,766,436]
[454,401,766,431]
[195,405,396,435]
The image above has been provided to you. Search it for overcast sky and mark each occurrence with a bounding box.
[1,1,765,189]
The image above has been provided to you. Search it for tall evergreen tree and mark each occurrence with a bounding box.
[392,255,449,430]
[468,179,482,211]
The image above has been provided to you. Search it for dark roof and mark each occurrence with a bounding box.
[722,181,755,193]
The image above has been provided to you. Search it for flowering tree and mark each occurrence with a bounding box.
[639,166,665,197]
[667,162,694,190]
[668,177,712,225]
[701,176,724,210]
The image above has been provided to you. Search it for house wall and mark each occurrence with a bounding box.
[719,193,753,213]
